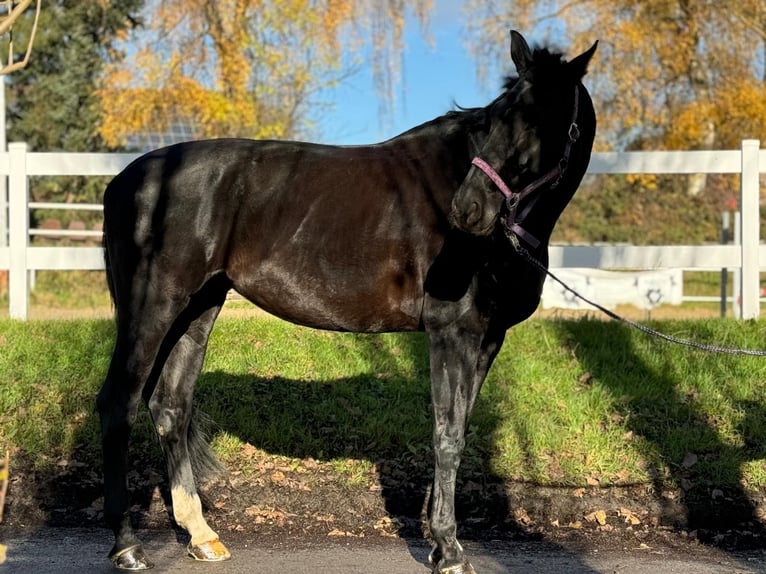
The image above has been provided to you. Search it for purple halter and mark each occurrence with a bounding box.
[470,86,581,249]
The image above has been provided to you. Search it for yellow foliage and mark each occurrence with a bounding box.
[463,0,766,151]
[98,0,432,147]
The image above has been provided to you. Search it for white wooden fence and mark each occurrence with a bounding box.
[1,140,765,320]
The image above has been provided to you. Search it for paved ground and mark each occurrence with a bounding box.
[3,527,766,573]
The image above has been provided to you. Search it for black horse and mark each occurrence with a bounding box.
[96,31,597,572]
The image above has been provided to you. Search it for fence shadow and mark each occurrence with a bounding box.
[551,318,766,545]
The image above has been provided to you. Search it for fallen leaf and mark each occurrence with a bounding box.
[618,507,641,525]
[568,521,583,529]
[586,476,600,487]
[572,488,586,498]
[615,469,631,483]
[241,443,258,457]
[514,508,534,526]
[328,528,347,537]
[373,516,402,536]
[585,510,607,525]
[244,506,288,526]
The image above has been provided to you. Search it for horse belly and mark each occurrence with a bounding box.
[229,254,424,333]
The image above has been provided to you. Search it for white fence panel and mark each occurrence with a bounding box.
[1,140,764,320]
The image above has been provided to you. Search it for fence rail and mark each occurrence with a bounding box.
[1,140,765,320]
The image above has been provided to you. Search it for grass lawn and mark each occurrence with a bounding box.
[1,314,765,495]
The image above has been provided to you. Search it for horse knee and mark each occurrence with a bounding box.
[149,403,187,443]
[97,393,140,441]
[433,434,465,469]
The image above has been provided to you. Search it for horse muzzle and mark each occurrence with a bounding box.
[449,199,497,236]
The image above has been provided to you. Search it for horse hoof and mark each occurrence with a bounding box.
[432,561,477,574]
[187,538,231,562]
[110,544,154,571]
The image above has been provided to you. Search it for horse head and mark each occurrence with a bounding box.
[450,30,598,240]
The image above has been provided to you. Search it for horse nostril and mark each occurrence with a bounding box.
[464,201,481,226]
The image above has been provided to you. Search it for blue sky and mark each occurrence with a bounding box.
[316,1,507,145]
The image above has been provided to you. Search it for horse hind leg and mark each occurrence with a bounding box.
[146,279,231,563]
[97,242,226,570]
[97,291,192,570]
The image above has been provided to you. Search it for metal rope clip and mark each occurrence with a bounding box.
[568,122,580,142]
[505,193,519,220]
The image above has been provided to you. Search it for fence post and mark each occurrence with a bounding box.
[733,212,742,319]
[740,139,760,320]
[720,211,730,317]
[8,142,28,320]
[0,82,6,249]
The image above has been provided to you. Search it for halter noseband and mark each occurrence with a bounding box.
[470,85,581,249]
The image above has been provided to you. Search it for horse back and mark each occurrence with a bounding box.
[103,138,456,332]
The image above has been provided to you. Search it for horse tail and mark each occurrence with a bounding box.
[102,219,117,307]
[188,408,226,482]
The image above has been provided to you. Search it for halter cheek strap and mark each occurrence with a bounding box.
[471,85,581,249]
[471,157,542,248]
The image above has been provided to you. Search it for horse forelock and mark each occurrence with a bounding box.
[504,47,568,91]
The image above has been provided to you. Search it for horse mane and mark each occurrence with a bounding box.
[448,46,567,123]
[395,46,568,140]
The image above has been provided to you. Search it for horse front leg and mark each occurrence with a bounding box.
[427,324,505,574]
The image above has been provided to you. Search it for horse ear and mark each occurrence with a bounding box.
[567,40,598,80]
[510,30,534,78]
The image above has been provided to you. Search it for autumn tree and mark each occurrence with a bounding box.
[464,0,766,152]
[5,0,142,227]
[98,0,433,147]
[7,0,143,152]
[463,1,766,243]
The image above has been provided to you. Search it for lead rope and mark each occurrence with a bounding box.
[509,236,766,357]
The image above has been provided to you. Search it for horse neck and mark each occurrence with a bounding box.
[386,113,490,189]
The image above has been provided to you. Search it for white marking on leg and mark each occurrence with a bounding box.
[171,486,218,545]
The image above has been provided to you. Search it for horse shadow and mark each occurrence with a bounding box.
[550,318,766,545]
[182,325,608,572]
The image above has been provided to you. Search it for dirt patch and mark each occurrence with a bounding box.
[2,448,766,554]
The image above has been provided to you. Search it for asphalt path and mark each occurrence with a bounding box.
[3,527,766,573]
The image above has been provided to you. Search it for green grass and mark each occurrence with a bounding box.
[0,270,112,312]
[29,270,112,309]
[1,315,765,492]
